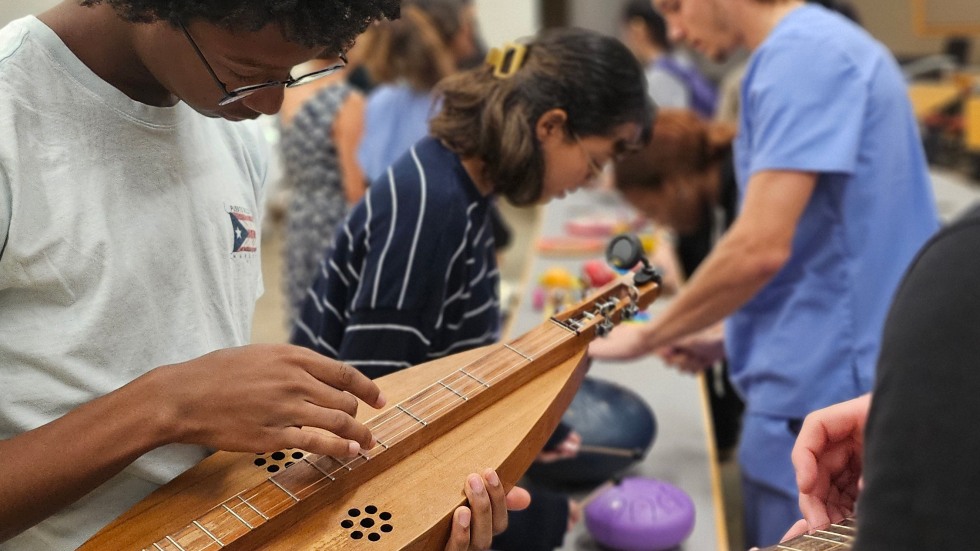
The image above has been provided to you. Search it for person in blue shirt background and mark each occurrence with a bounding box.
[620,0,718,118]
[356,0,479,183]
[590,0,939,547]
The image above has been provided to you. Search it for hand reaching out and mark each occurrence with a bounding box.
[789,393,870,533]
[589,323,652,360]
[656,322,725,374]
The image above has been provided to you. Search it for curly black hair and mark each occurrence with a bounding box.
[80,0,401,52]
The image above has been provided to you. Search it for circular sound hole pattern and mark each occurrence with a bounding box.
[342,506,393,542]
[253,449,303,473]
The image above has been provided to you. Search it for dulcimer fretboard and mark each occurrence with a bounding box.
[128,275,658,550]
[761,518,857,551]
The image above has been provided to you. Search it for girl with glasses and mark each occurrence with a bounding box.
[292,26,653,550]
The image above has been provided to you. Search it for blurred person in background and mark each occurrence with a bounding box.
[613,109,745,461]
[278,43,369,322]
[620,0,718,118]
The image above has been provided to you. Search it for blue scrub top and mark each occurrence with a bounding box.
[358,84,437,183]
[728,5,939,419]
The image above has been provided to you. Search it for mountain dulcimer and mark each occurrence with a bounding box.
[80,272,660,550]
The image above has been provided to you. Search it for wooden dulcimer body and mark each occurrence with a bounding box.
[80,273,660,550]
[761,518,857,551]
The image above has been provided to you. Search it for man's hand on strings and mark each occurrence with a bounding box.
[790,394,870,534]
[155,344,385,457]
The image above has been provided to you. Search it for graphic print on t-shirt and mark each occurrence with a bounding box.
[227,204,258,254]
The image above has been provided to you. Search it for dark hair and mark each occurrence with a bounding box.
[359,4,457,91]
[430,27,653,206]
[615,109,734,193]
[406,0,466,45]
[79,0,400,52]
[805,0,861,23]
[622,0,669,50]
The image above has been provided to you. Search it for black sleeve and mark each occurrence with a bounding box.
[491,485,569,551]
[854,207,980,550]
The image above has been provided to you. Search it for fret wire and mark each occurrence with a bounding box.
[401,385,469,423]
[277,462,338,503]
[237,486,293,528]
[365,323,575,438]
[307,456,346,482]
[153,319,593,551]
[267,477,300,502]
[395,404,428,425]
[153,543,166,551]
[192,521,225,547]
[166,536,186,551]
[504,343,533,361]
[801,533,852,545]
[830,523,857,532]
[370,327,580,450]
[549,318,578,333]
[222,504,253,529]
[439,380,467,400]
[303,455,335,481]
[482,332,576,387]
[814,529,855,541]
[364,409,416,440]
[398,386,455,422]
[459,369,490,387]
[238,496,269,520]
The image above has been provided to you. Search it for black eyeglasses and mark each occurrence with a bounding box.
[572,132,607,181]
[178,22,348,107]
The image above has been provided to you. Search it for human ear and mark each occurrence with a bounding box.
[535,108,569,141]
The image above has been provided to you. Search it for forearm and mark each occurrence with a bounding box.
[644,228,787,350]
[643,169,815,352]
[0,368,170,542]
[336,92,367,205]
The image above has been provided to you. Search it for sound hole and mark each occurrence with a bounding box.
[341,505,393,542]
[253,449,303,473]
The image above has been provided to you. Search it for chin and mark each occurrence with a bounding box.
[184,102,255,122]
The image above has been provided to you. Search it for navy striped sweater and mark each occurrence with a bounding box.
[292,137,501,378]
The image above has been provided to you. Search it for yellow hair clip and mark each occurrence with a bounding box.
[485,42,529,79]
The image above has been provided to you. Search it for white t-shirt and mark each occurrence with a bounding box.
[0,16,268,549]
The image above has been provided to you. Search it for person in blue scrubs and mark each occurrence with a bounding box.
[590,0,939,547]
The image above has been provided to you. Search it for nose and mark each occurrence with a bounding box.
[241,86,286,116]
[666,17,685,43]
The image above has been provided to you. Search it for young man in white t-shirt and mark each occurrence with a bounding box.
[0,1,527,549]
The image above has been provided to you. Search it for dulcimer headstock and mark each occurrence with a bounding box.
[551,233,662,340]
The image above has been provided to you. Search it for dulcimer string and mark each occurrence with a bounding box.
[243,319,581,511]
[766,519,857,551]
[141,280,650,549]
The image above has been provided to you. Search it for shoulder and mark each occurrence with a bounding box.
[0,18,47,105]
[366,140,474,228]
[749,7,876,85]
